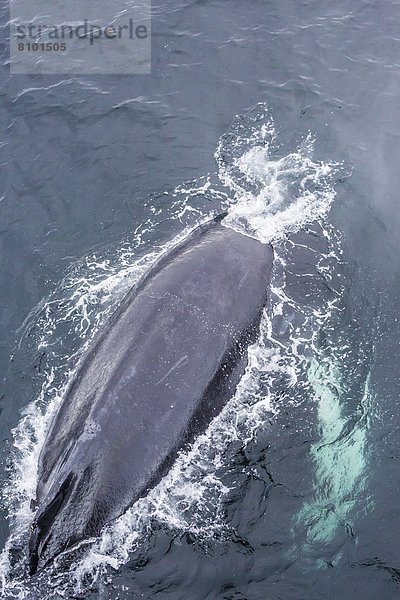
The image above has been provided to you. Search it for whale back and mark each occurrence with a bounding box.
[29,218,274,573]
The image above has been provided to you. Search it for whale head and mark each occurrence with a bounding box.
[28,466,107,574]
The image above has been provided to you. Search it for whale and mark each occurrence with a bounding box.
[28,215,274,574]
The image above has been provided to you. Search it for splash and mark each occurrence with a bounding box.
[0,103,352,597]
[215,104,344,244]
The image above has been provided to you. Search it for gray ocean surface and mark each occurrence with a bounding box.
[1,1,400,598]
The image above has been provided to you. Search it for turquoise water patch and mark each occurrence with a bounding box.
[291,355,373,566]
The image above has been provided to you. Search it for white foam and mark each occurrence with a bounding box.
[0,104,347,597]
